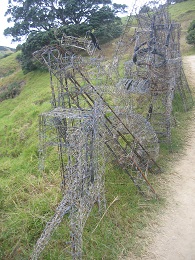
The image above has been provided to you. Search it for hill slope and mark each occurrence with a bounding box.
[0,46,15,59]
[169,0,195,54]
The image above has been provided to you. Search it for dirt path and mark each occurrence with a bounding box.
[127,55,195,260]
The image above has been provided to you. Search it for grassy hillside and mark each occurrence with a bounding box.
[169,0,195,55]
[0,1,195,259]
[0,46,15,59]
[0,52,162,259]
[169,0,195,21]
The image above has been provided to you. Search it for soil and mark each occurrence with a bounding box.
[127,55,195,260]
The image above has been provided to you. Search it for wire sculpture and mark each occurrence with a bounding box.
[32,105,105,259]
[33,33,160,196]
[118,2,193,144]
[23,0,195,257]
[31,27,163,258]
[31,0,195,257]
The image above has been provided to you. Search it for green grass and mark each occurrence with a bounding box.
[0,52,19,77]
[121,15,137,26]
[169,0,195,55]
[169,0,195,21]
[0,57,59,259]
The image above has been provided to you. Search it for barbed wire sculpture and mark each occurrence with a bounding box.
[31,26,163,258]
[133,7,175,143]
[117,1,193,144]
[32,105,105,259]
[30,34,107,259]
[30,0,195,257]
[34,33,161,193]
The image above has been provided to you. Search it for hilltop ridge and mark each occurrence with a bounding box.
[0,45,15,59]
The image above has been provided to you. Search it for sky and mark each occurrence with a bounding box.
[0,0,149,48]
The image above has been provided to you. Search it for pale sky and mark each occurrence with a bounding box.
[0,0,150,48]
[0,0,15,47]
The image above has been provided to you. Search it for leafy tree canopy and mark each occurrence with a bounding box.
[17,4,124,73]
[4,0,127,41]
[5,0,127,73]
[139,4,151,14]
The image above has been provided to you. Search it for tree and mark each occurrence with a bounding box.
[139,4,151,14]
[4,0,127,41]
[5,0,127,73]
[19,30,58,73]
[19,8,123,74]
[88,5,123,43]
[186,20,195,46]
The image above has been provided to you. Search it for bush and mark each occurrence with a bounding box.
[20,30,58,74]
[186,20,195,46]
[0,82,23,101]
[16,44,22,52]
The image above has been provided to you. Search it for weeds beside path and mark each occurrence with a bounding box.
[126,55,195,260]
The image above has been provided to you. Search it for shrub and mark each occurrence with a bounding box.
[186,20,195,46]
[0,82,23,102]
